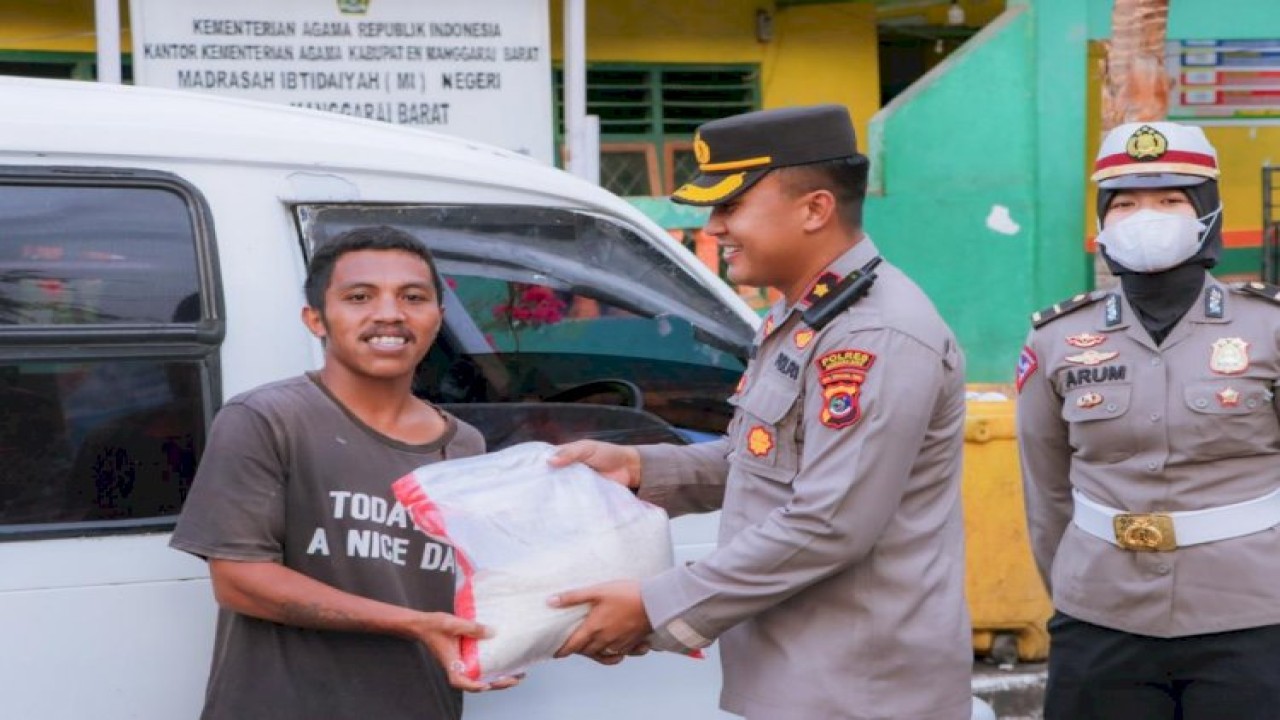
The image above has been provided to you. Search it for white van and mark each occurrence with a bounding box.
[0,76,752,719]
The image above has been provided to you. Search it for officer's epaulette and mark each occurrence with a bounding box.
[801,257,883,331]
[1030,290,1106,328]
[1231,280,1280,305]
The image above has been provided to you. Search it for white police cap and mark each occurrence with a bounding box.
[1091,121,1219,189]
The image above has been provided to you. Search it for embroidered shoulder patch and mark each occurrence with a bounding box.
[1015,346,1039,393]
[816,349,875,429]
[817,349,875,373]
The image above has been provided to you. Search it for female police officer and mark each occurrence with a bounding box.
[1016,120,1280,719]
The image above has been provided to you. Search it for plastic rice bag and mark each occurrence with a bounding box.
[392,441,673,682]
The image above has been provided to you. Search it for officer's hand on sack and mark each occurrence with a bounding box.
[549,440,641,490]
[548,579,653,665]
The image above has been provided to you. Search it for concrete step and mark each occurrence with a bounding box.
[973,660,1047,720]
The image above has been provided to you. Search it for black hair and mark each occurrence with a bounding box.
[304,225,443,311]
[774,155,870,230]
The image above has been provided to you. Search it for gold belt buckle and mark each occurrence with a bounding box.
[1113,513,1177,552]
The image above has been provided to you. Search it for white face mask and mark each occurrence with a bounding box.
[1097,207,1218,273]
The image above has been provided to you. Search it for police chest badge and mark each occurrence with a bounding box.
[1209,338,1249,375]
[1065,350,1119,366]
[817,349,875,429]
[1217,387,1241,407]
[1076,392,1103,409]
[747,426,774,457]
[1065,333,1106,349]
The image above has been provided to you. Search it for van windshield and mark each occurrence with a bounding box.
[295,204,751,438]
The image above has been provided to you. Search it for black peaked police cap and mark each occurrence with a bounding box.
[671,104,864,207]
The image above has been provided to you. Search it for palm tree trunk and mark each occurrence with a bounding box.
[1100,0,1171,130]
[1095,0,1171,288]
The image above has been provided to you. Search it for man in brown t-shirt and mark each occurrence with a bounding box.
[172,226,517,719]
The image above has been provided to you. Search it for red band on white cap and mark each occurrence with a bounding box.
[1095,149,1217,172]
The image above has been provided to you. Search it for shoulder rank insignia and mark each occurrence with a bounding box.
[802,272,841,307]
[1030,291,1106,329]
[1233,281,1280,304]
[1205,285,1225,318]
[801,257,883,331]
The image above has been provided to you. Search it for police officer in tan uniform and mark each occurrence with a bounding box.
[547,105,973,720]
[1017,121,1280,720]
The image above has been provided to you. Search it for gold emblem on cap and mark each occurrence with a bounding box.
[1125,125,1168,161]
[693,133,710,165]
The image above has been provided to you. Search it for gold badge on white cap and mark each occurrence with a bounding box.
[1209,338,1249,375]
[1126,125,1168,160]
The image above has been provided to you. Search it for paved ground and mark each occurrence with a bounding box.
[973,660,1047,720]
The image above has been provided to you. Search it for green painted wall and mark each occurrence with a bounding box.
[1087,0,1280,40]
[864,0,1088,382]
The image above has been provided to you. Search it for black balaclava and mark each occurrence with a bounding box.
[1096,179,1223,345]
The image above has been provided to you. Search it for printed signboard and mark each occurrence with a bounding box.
[130,0,553,162]
[1168,39,1280,124]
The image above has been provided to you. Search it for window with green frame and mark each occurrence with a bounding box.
[0,50,133,82]
[553,64,760,197]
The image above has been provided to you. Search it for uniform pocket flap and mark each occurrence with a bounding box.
[1184,381,1270,415]
[1061,385,1131,422]
[735,380,800,425]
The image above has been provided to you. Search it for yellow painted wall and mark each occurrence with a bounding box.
[550,0,880,149]
[0,1,130,54]
[1085,41,1280,244]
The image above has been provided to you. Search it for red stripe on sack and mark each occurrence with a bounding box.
[1094,150,1217,171]
[454,551,481,680]
[392,474,482,680]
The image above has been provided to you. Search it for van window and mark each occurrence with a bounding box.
[0,175,219,537]
[295,204,750,437]
[0,185,199,325]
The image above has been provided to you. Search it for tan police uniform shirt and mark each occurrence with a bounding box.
[635,238,972,720]
[1017,277,1280,638]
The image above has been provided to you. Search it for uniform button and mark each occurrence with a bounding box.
[1194,399,1209,409]
[1149,413,1161,422]
[1155,564,1171,575]
[1150,358,1162,366]
[1105,403,1118,412]
[1146,461,1159,471]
